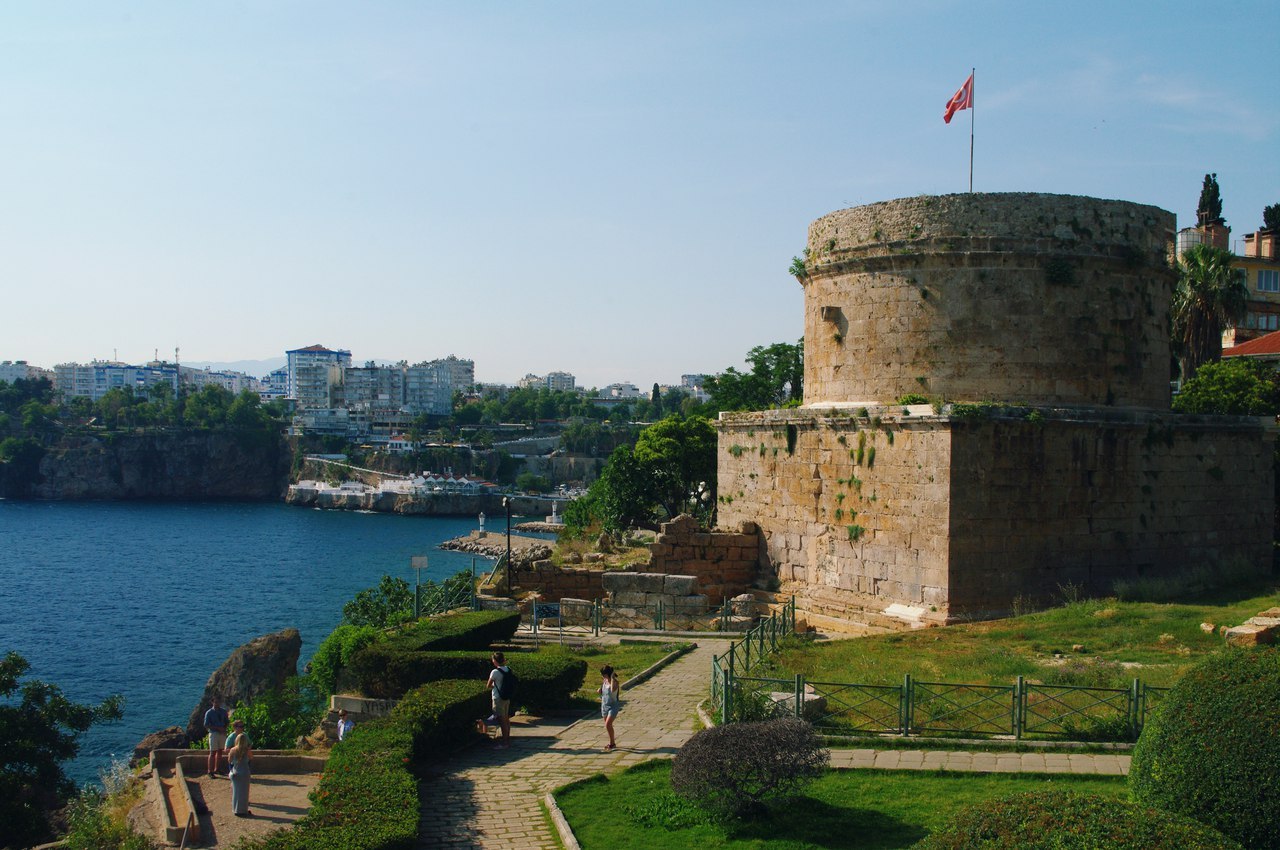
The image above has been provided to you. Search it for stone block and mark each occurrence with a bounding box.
[613,591,652,607]
[669,594,710,613]
[1225,624,1277,647]
[663,575,698,595]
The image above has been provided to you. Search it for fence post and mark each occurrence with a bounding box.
[413,584,421,620]
[594,598,601,636]
[1130,678,1141,740]
[1015,676,1024,740]
[902,674,912,736]
[795,674,804,719]
[722,663,733,725]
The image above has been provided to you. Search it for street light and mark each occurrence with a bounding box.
[502,496,512,596]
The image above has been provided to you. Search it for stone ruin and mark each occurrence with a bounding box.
[717,193,1275,626]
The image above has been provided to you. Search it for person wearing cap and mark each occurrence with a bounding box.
[203,696,230,778]
[337,709,355,742]
[227,719,253,816]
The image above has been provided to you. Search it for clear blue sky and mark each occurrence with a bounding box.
[2,2,1276,388]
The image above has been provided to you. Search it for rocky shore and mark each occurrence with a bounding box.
[438,530,553,567]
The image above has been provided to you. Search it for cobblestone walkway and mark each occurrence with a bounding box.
[415,641,1132,848]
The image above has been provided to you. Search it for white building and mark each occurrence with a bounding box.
[546,371,576,392]
[286,344,352,409]
[0,361,54,385]
[54,360,179,401]
[601,382,642,399]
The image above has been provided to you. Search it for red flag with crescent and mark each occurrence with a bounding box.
[944,73,974,124]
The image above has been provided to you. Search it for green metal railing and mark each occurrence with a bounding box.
[709,597,798,723]
[716,663,1169,742]
[522,597,749,636]
[415,568,478,618]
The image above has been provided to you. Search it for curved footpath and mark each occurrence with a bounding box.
[414,641,1130,849]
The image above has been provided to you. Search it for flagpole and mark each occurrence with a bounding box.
[968,67,975,193]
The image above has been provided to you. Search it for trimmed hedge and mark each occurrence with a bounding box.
[351,647,587,707]
[913,790,1242,849]
[1130,646,1280,849]
[383,610,520,653]
[259,679,488,850]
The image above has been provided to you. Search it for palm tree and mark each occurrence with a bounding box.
[1172,244,1248,381]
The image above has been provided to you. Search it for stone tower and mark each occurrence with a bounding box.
[717,193,1274,625]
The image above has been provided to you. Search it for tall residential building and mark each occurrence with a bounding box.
[286,344,352,409]
[263,367,289,400]
[545,371,576,392]
[0,361,54,385]
[54,360,178,401]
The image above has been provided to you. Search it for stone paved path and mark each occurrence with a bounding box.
[415,640,1132,848]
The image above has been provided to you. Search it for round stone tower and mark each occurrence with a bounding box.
[800,193,1176,410]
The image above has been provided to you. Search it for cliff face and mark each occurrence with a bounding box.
[9,431,291,500]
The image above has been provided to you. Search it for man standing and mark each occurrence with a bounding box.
[204,696,230,778]
[474,651,512,749]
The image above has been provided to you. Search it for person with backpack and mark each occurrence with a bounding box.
[475,651,514,749]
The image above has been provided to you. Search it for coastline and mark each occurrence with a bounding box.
[284,483,560,518]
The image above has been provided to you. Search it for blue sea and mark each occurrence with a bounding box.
[0,500,528,786]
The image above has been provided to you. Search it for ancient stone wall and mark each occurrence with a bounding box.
[800,193,1175,409]
[946,411,1274,619]
[718,407,952,619]
[509,561,607,602]
[647,514,761,603]
[718,405,1274,623]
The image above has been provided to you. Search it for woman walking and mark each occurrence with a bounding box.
[227,719,253,817]
[600,665,621,751]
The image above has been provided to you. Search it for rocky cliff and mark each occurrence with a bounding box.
[284,486,554,517]
[3,431,291,500]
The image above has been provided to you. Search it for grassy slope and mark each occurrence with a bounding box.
[763,583,1280,689]
[534,640,690,703]
[556,760,1126,850]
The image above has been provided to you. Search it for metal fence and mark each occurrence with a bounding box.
[709,597,798,723]
[415,568,478,618]
[716,667,1169,742]
[523,597,757,638]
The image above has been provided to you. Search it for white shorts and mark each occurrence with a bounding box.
[209,731,227,751]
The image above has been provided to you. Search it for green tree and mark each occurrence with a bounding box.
[1172,244,1248,381]
[1173,357,1280,415]
[1197,172,1225,227]
[650,383,664,418]
[1264,203,1280,233]
[633,414,717,520]
[0,652,124,848]
[515,471,552,493]
[341,575,414,628]
[706,340,804,412]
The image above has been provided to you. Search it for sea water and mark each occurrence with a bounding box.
[0,500,524,785]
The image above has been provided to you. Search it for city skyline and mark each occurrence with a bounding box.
[2,2,1278,387]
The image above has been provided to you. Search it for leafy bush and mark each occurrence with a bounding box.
[309,624,381,696]
[670,717,828,820]
[1130,647,1280,849]
[1173,355,1280,415]
[230,676,326,749]
[342,575,414,628]
[351,647,586,706]
[64,789,158,850]
[259,679,488,850]
[912,790,1240,849]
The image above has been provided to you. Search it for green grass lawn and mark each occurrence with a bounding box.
[534,640,691,703]
[763,582,1280,690]
[555,760,1127,850]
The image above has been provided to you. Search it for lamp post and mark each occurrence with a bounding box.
[502,496,512,596]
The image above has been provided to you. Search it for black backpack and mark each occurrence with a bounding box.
[497,666,517,701]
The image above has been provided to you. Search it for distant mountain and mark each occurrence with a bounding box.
[184,358,287,379]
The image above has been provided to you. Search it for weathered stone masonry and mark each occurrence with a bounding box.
[718,193,1275,624]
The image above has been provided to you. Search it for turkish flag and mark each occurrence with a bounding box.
[944,74,974,124]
